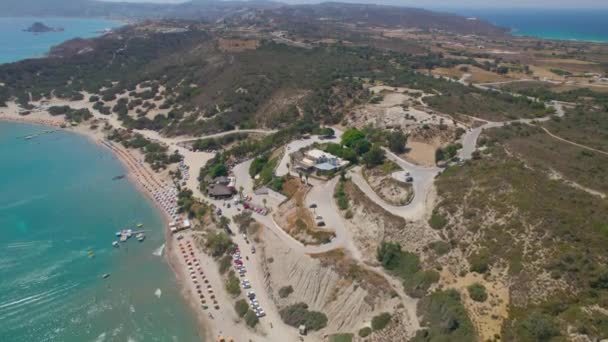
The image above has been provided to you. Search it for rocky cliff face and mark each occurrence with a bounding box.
[257,228,398,334]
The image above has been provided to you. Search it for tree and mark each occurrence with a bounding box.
[245,310,259,327]
[235,299,249,317]
[371,313,392,331]
[341,128,365,148]
[362,144,385,168]
[209,163,228,178]
[352,138,371,155]
[387,130,407,154]
[233,211,253,233]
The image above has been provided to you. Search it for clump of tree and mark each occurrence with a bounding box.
[204,231,235,257]
[377,242,439,297]
[435,143,463,163]
[334,180,350,210]
[387,130,407,154]
[413,290,475,342]
[371,312,392,331]
[279,303,328,331]
[48,105,92,123]
[245,309,259,327]
[234,299,249,317]
[225,270,241,296]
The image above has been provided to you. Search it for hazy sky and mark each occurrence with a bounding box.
[101,0,608,9]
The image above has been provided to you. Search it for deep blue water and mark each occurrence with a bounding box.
[445,8,608,42]
[0,17,122,64]
[0,122,200,341]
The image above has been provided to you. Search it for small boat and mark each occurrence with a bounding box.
[102,273,110,279]
[112,241,119,248]
[87,250,95,258]
[137,223,144,228]
[136,233,145,242]
[112,175,126,181]
[115,231,122,237]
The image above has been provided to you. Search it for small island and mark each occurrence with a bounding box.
[23,22,64,33]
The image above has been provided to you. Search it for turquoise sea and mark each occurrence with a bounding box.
[0,123,201,341]
[447,8,608,43]
[0,17,123,64]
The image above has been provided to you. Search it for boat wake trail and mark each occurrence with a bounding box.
[0,193,48,211]
[152,243,165,257]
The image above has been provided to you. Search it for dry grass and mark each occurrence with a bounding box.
[218,38,259,52]
[274,179,336,244]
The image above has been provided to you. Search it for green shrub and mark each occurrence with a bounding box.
[235,299,249,317]
[279,303,328,331]
[520,312,560,341]
[218,255,232,274]
[429,212,448,229]
[469,250,490,274]
[329,333,353,342]
[429,241,450,256]
[413,290,475,342]
[279,285,294,298]
[404,270,440,298]
[467,283,488,302]
[377,242,420,277]
[358,327,372,337]
[334,181,350,210]
[225,271,241,296]
[245,309,259,327]
[371,312,392,331]
[205,231,234,257]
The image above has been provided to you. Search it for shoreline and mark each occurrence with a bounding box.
[0,113,215,341]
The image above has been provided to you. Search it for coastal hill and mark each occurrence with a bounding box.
[23,22,64,33]
[0,0,505,36]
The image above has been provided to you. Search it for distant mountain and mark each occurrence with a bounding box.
[0,0,505,36]
[260,3,507,35]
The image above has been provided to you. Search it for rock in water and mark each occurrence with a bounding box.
[23,22,64,33]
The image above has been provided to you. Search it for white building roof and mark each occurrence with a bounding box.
[305,149,328,160]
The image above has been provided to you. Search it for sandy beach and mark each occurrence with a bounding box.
[0,99,305,341]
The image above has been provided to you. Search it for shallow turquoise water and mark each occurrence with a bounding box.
[0,122,201,341]
[0,17,122,64]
